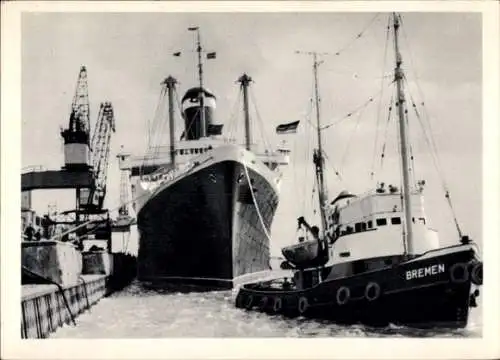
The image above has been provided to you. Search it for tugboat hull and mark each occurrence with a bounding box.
[236,244,482,329]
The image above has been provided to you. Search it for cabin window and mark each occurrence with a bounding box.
[367,220,373,229]
[376,218,387,226]
[180,149,184,155]
[362,222,367,231]
[208,145,213,150]
[355,222,363,232]
[346,226,353,234]
[391,217,402,225]
[339,252,350,258]
[419,217,426,225]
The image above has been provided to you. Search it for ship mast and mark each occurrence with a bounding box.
[189,27,206,138]
[163,76,177,167]
[297,50,329,235]
[238,74,253,151]
[392,13,415,255]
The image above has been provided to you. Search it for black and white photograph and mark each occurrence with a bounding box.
[2,1,499,359]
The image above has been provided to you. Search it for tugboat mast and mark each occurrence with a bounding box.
[392,13,415,255]
[297,50,329,235]
[189,26,206,138]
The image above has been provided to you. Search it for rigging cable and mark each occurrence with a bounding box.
[149,86,170,161]
[249,87,273,152]
[302,90,315,216]
[404,104,418,187]
[320,83,391,131]
[397,14,464,237]
[311,173,318,216]
[322,151,343,182]
[371,14,392,180]
[174,87,187,141]
[140,86,167,177]
[405,81,464,237]
[224,87,243,143]
[339,95,372,171]
[330,13,381,58]
[379,92,395,171]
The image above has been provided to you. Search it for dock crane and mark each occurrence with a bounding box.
[23,65,117,249]
[61,66,91,172]
[58,66,115,222]
[83,102,116,211]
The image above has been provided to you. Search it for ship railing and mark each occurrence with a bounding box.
[255,152,290,167]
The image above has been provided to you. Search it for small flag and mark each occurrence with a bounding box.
[207,124,223,135]
[173,52,181,57]
[276,120,300,134]
[206,52,216,59]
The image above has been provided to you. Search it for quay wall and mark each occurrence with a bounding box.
[21,252,137,339]
[21,274,107,339]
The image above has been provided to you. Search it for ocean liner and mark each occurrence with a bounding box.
[122,27,291,289]
[235,13,483,329]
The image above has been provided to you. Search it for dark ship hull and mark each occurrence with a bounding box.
[136,149,280,290]
[236,244,482,329]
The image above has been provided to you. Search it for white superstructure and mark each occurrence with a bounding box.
[324,185,440,266]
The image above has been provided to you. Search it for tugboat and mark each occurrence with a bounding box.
[235,13,483,329]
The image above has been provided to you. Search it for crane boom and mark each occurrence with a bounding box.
[61,66,91,170]
[90,102,116,209]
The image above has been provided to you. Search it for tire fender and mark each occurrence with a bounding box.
[244,295,254,310]
[336,286,350,306]
[365,282,381,301]
[450,262,469,283]
[298,296,309,314]
[471,262,483,285]
[273,297,283,313]
[259,296,268,310]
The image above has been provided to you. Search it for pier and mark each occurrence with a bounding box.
[20,65,137,338]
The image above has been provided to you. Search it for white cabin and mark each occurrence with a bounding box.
[324,185,440,266]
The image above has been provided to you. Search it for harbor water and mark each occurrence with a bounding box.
[50,280,482,338]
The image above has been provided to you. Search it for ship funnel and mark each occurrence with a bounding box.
[181,87,218,140]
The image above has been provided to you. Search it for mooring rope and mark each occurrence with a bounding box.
[242,161,272,245]
[78,275,90,311]
[22,266,76,326]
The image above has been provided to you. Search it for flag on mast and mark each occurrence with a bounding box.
[276,120,300,134]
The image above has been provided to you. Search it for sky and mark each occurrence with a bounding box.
[21,11,483,256]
